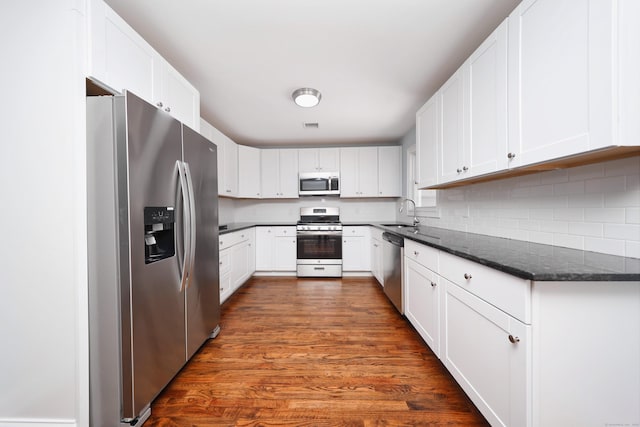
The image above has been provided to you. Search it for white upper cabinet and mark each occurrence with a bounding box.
[201,120,237,197]
[158,61,200,131]
[416,95,439,188]
[507,0,625,167]
[87,0,200,130]
[465,19,508,178]
[261,149,299,199]
[87,0,159,103]
[377,146,402,197]
[298,148,340,173]
[437,68,466,183]
[340,147,378,198]
[237,145,261,198]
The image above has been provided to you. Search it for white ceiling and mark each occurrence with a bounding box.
[104,0,520,147]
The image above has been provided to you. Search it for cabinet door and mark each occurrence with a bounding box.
[219,271,232,304]
[230,242,249,291]
[342,227,371,272]
[238,145,261,198]
[255,227,274,270]
[377,146,402,197]
[221,138,238,196]
[416,95,439,188]
[466,19,508,178]
[357,147,378,197]
[404,258,440,356]
[87,0,160,103]
[339,147,359,197]
[438,68,466,183]
[273,234,296,271]
[507,0,616,167]
[158,61,200,130]
[317,148,339,171]
[297,148,318,173]
[443,280,530,427]
[260,150,280,198]
[278,149,299,198]
[370,238,384,285]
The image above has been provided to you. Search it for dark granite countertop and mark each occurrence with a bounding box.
[218,222,640,281]
[371,223,640,282]
[219,222,295,235]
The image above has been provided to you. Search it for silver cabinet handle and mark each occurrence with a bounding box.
[430,281,437,287]
[508,335,520,344]
[464,273,472,280]
[507,152,516,159]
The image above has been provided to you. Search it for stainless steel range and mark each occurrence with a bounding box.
[296,207,342,277]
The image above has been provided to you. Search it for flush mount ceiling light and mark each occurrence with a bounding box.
[292,87,321,108]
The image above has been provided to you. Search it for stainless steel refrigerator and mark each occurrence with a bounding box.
[87,91,220,426]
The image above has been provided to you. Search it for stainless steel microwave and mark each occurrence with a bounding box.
[298,172,340,196]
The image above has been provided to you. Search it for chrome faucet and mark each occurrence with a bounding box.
[399,198,420,226]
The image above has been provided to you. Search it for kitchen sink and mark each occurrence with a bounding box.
[382,223,416,229]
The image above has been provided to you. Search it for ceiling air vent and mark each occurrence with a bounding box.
[303,122,319,129]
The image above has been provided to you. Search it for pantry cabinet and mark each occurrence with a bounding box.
[298,148,340,173]
[342,226,371,272]
[261,149,299,198]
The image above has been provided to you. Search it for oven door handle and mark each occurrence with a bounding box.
[296,231,343,236]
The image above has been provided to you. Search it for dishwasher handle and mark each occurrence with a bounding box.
[382,232,404,247]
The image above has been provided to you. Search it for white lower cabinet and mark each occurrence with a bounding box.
[219,228,255,304]
[370,227,384,285]
[255,226,296,272]
[443,278,530,427]
[404,257,440,357]
[342,226,371,273]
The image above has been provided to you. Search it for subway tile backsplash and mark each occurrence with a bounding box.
[413,157,640,258]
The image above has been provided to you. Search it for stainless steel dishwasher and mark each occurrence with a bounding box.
[382,232,404,314]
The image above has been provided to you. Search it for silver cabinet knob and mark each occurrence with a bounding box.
[464,273,472,280]
[414,251,419,256]
[457,168,462,173]
[164,107,171,113]
[508,335,520,344]
[156,101,163,108]
[220,241,223,245]
[430,281,437,287]
[507,152,516,159]
[462,166,468,171]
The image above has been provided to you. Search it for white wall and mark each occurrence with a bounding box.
[231,197,397,223]
[400,156,640,258]
[0,1,88,426]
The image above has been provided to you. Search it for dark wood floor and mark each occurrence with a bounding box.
[145,277,489,426]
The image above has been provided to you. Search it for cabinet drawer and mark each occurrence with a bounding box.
[272,226,295,237]
[219,249,231,275]
[439,251,531,323]
[219,229,250,251]
[370,226,384,241]
[343,226,371,238]
[405,239,439,272]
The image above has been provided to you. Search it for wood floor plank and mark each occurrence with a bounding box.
[145,277,488,426]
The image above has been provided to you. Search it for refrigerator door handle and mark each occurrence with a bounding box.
[177,160,191,292]
[184,162,197,289]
